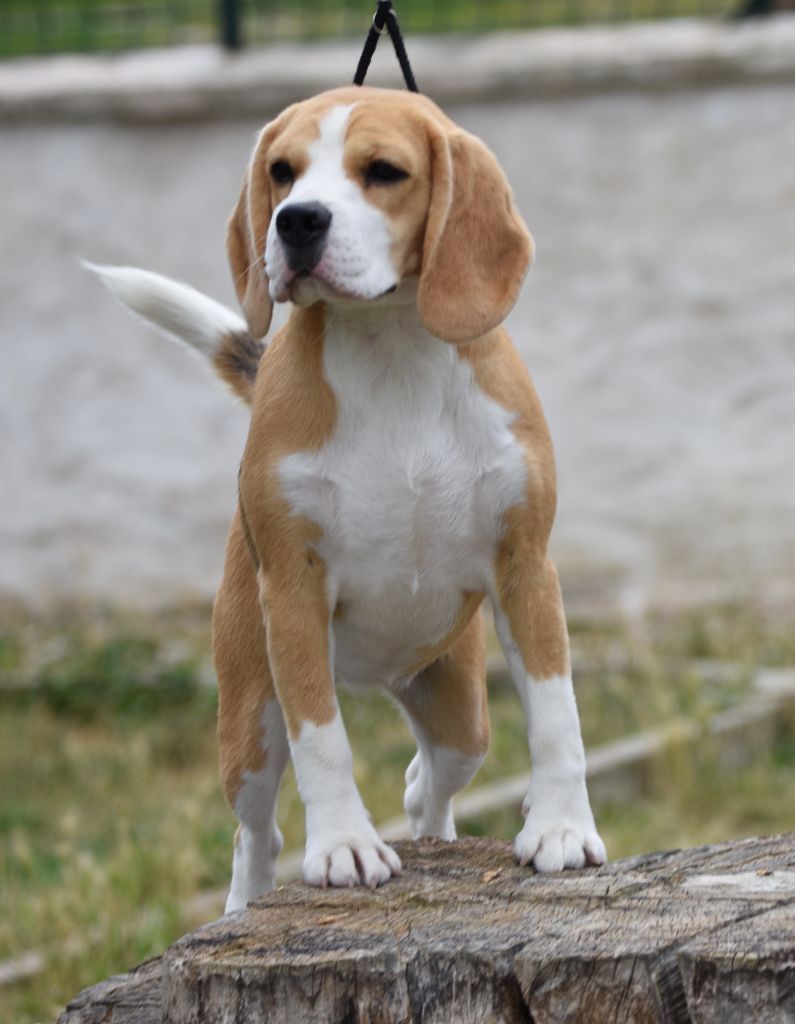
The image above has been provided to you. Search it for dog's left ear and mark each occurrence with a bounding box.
[418,127,533,345]
[226,127,277,339]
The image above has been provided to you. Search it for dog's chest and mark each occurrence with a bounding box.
[278,319,527,683]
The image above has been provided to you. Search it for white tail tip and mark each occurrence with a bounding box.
[83,261,247,359]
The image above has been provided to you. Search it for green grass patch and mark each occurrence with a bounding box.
[0,0,739,59]
[1,601,793,1021]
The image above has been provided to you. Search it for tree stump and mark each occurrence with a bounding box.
[59,833,795,1023]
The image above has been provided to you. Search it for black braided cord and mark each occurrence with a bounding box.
[353,0,419,93]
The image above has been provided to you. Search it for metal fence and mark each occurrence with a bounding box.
[0,0,749,59]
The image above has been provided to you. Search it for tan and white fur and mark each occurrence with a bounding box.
[90,86,605,913]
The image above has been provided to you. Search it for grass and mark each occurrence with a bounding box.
[0,0,740,59]
[1,600,793,1021]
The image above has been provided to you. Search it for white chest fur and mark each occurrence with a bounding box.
[278,309,527,687]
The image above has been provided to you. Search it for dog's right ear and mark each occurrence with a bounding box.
[226,127,276,339]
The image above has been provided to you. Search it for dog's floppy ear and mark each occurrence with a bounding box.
[226,128,276,339]
[418,127,533,345]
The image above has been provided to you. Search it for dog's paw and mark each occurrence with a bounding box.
[303,824,402,889]
[515,819,606,872]
[515,780,606,872]
[403,752,457,841]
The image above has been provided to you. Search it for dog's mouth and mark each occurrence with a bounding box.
[282,269,397,304]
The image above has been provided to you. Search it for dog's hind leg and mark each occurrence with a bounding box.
[214,508,290,913]
[397,611,490,841]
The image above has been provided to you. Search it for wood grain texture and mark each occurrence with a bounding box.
[57,956,162,1024]
[59,834,795,1024]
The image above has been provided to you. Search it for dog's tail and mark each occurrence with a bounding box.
[84,263,263,405]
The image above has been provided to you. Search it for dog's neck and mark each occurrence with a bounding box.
[295,278,425,343]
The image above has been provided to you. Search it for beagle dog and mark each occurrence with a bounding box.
[90,85,606,913]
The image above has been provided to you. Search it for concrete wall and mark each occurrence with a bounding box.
[2,21,794,614]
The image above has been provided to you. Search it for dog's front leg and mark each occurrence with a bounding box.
[490,553,606,872]
[259,569,401,889]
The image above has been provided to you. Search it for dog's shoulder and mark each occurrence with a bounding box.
[459,327,552,453]
[246,305,336,461]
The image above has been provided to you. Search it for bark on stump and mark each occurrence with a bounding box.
[58,833,795,1024]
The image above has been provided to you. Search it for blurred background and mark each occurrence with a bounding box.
[1,1,794,1018]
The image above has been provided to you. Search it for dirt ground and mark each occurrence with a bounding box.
[1,81,793,616]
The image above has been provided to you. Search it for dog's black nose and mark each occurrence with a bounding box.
[276,202,332,271]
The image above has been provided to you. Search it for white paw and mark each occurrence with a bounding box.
[515,819,606,872]
[516,780,606,872]
[403,754,456,841]
[303,822,402,889]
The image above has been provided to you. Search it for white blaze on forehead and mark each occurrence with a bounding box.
[289,103,355,204]
[310,105,353,175]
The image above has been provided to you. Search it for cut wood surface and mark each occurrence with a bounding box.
[57,956,163,1024]
[59,832,795,1023]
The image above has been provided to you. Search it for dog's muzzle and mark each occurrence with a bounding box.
[276,202,332,274]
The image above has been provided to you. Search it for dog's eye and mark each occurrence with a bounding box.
[270,161,294,186]
[365,160,409,186]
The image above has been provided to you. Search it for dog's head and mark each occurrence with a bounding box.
[228,86,533,344]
